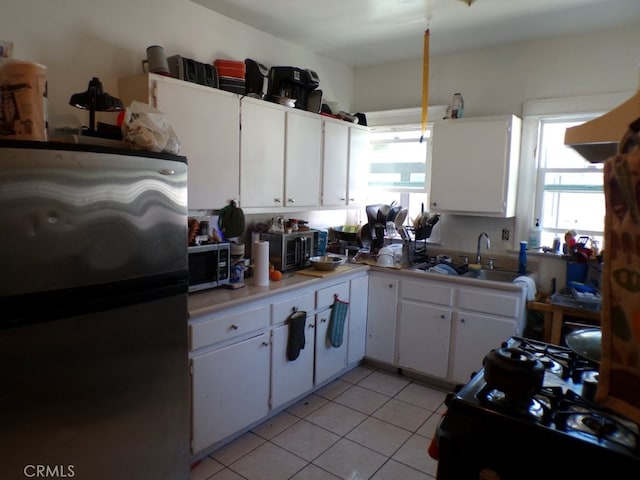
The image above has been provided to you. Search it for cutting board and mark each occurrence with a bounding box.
[295,266,351,278]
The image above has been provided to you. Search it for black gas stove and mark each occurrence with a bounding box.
[434,336,640,479]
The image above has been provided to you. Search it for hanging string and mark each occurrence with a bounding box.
[420,28,430,143]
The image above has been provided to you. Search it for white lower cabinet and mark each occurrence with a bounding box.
[449,311,517,384]
[347,275,369,364]
[270,291,315,409]
[365,273,398,364]
[396,278,454,378]
[397,300,451,378]
[191,332,270,453]
[314,307,348,386]
[270,320,315,409]
[364,274,525,384]
[189,271,368,457]
[449,286,523,384]
[314,282,350,386]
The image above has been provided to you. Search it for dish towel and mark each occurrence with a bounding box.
[513,276,537,301]
[328,295,349,348]
[287,310,307,361]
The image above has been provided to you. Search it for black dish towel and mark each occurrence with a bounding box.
[287,311,307,361]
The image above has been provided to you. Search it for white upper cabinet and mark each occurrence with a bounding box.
[239,98,286,208]
[430,115,521,217]
[321,120,370,207]
[240,98,321,209]
[321,119,349,207]
[347,125,370,206]
[285,109,322,208]
[118,74,240,210]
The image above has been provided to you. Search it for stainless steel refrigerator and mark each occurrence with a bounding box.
[0,140,190,480]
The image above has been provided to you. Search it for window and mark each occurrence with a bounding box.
[364,123,431,225]
[534,116,604,249]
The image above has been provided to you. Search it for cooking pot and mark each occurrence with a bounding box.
[366,204,381,226]
[565,328,601,364]
[483,347,545,399]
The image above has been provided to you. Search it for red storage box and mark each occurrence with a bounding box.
[213,59,245,79]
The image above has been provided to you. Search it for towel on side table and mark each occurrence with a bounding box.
[514,275,537,301]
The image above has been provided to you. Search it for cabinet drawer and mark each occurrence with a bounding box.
[272,292,315,325]
[458,288,521,317]
[316,282,350,310]
[400,280,454,306]
[190,304,270,350]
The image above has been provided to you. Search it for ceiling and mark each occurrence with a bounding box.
[192,0,640,67]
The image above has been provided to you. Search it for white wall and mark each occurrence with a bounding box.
[0,0,354,124]
[354,26,640,115]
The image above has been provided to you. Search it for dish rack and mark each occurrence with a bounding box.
[404,225,433,264]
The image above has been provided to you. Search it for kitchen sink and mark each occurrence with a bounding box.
[461,269,524,282]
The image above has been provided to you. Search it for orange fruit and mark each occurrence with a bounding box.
[269,269,283,281]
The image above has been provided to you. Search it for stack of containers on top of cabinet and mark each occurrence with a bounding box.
[214,59,245,94]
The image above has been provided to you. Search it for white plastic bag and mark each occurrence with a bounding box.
[121,100,180,154]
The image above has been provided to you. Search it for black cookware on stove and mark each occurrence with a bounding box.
[433,336,640,480]
[483,347,545,400]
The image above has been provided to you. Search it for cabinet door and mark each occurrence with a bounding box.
[347,126,370,206]
[271,320,315,409]
[322,120,349,206]
[397,300,451,378]
[191,332,270,453]
[365,275,398,364]
[347,275,369,364]
[119,74,240,210]
[315,308,348,386]
[430,115,520,217]
[285,111,321,207]
[240,99,285,207]
[449,311,517,384]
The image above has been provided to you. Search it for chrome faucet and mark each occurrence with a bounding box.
[476,232,491,265]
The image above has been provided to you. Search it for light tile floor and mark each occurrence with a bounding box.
[190,365,448,480]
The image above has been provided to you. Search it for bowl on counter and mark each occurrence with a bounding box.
[309,254,346,271]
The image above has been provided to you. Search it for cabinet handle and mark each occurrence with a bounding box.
[440,314,445,319]
[321,318,327,323]
[349,198,355,202]
[432,202,438,207]
[230,324,239,330]
[388,284,393,288]
[274,198,282,203]
[340,197,346,201]
[287,197,295,204]
[460,318,465,324]
[308,324,315,329]
[261,341,269,347]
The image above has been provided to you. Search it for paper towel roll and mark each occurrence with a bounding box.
[0,59,48,141]
[253,240,270,286]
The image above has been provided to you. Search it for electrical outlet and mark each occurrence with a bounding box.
[502,229,510,241]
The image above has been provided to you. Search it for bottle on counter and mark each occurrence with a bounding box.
[528,218,542,250]
[518,241,528,275]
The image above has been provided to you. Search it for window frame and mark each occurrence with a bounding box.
[533,115,606,246]
[515,91,635,250]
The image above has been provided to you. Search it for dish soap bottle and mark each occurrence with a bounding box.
[528,218,542,250]
[518,241,527,275]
